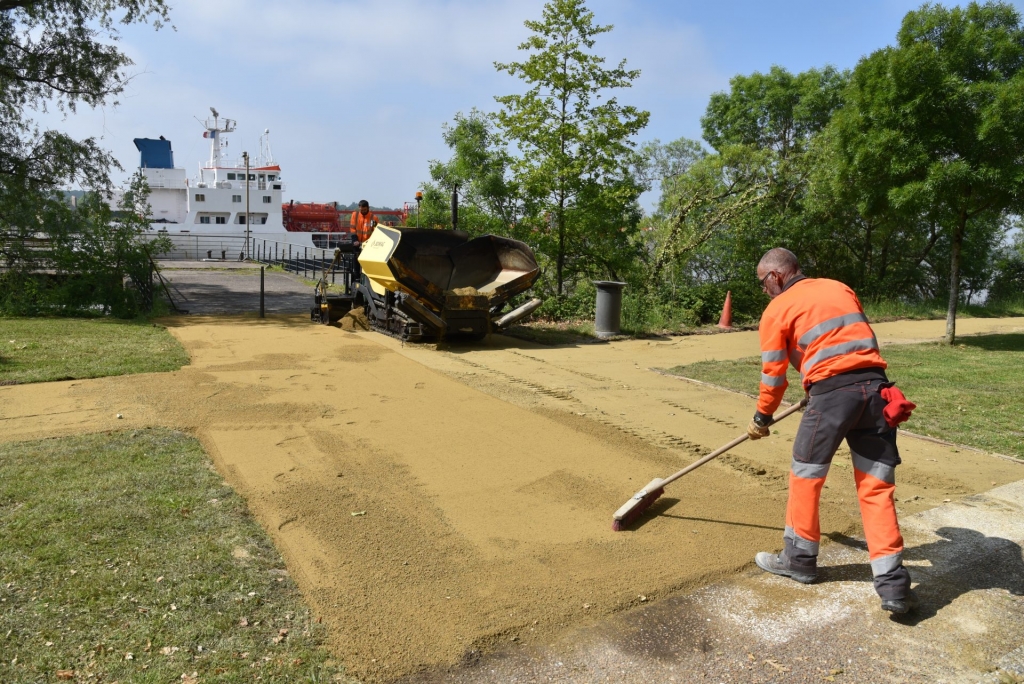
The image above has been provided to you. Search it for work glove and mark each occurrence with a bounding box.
[747,412,773,440]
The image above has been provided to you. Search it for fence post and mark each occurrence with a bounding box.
[260,266,265,318]
[146,259,154,312]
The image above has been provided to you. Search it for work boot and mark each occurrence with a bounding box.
[880,590,918,615]
[755,552,816,584]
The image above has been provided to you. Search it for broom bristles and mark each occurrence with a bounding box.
[611,486,664,531]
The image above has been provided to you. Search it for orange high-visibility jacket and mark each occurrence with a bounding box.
[351,210,378,243]
[757,277,886,415]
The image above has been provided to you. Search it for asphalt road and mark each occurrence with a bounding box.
[158,264,314,315]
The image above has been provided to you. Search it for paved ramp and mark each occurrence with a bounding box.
[158,262,314,315]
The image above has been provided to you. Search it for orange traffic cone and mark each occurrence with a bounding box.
[717,291,733,330]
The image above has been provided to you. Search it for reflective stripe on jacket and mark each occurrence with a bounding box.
[757,277,886,415]
[351,211,378,242]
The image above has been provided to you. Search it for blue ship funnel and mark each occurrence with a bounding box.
[134,137,174,169]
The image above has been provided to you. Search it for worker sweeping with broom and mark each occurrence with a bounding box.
[749,248,917,615]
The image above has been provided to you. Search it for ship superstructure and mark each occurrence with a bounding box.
[134,108,288,238]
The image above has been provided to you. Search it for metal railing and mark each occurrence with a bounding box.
[191,180,286,192]
[142,232,357,292]
[248,236,358,292]
[0,236,54,273]
[143,232,249,261]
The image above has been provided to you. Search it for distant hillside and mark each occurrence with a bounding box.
[334,201,399,212]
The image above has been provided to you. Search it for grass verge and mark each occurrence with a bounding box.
[505,320,598,345]
[0,318,189,384]
[665,333,1024,458]
[0,429,350,683]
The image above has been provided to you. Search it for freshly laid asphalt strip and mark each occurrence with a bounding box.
[159,265,315,315]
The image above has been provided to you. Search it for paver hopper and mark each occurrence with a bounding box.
[354,226,542,341]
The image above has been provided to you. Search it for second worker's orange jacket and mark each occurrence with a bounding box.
[351,210,378,243]
[757,276,886,415]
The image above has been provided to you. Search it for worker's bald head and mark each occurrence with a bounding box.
[757,248,802,299]
[758,248,800,277]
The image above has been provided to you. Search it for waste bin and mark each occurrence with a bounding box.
[593,281,626,339]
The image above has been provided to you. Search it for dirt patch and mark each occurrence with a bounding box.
[339,308,370,331]
[205,353,312,372]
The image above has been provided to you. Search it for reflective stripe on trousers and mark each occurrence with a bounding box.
[783,378,911,599]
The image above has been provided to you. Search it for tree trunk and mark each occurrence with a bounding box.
[556,198,565,296]
[556,52,569,298]
[945,213,966,345]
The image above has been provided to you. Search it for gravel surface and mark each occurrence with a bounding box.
[398,480,1024,684]
[3,315,1022,682]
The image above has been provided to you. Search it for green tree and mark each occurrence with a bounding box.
[696,66,849,276]
[702,65,848,158]
[426,110,524,237]
[1,173,169,316]
[493,0,649,296]
[634,137,706,189]
[642,66,845,320]
[648,145,773,286]
[987,224,1024,302]
[0,0,168,197]
[830,1,1024,343]
[1,0,169,315]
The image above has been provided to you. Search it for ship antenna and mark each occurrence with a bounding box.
[263,129,274,166]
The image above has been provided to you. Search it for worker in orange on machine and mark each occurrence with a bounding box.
[748,248,917,615]
[351,200,378,245]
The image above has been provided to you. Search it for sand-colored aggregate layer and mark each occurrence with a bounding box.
[391,316,1024,521]
[1,315,1022,681]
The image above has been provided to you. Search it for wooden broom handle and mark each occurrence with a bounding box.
[659,397,808,489]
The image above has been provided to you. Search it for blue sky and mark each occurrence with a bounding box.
[46,0,1024,210]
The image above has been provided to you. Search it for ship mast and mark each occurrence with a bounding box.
[202,107,236,168]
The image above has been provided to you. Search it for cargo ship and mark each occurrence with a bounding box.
[130,108,405,252]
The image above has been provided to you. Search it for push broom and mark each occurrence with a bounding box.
[612,398,808,531]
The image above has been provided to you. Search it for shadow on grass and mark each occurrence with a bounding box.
[957,333,1024,352]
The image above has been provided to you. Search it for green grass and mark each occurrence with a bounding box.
[862,297,1024,321]
[0,318,190,384]
[0,429,351,683]
[665,333,1024,458]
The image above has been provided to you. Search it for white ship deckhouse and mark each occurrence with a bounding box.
[134,109,286,236]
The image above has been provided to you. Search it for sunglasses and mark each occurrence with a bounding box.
[759,271,776,291]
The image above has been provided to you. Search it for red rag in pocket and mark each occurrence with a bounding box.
[880,385,916,428]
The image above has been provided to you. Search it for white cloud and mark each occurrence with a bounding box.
[28,0,722,208]
[171,0,545,87]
